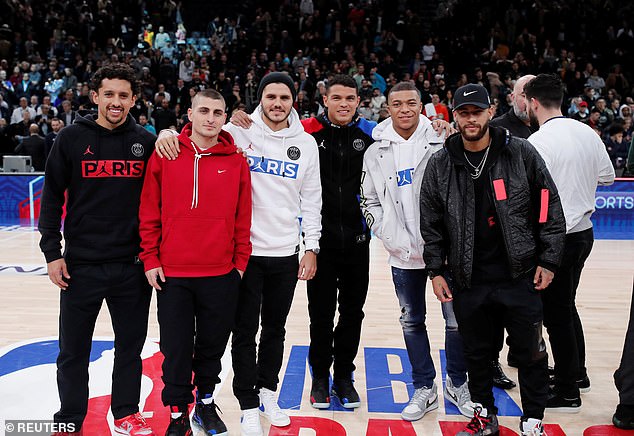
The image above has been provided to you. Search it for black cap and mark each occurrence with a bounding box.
[453,84,491,110]
[257,72,297,103]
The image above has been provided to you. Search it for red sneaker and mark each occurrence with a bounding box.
[113,412,155,435]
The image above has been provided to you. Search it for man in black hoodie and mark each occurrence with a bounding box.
[39,64,156,436]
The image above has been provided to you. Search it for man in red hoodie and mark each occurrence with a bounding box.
[139,89,252,436]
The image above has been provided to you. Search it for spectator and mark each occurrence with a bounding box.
[152,98,177,132]
[138,114,156,135]
[572,101,590,122]
[14,123,46,171]
[11,97,36,124]
[44,117,63,158]
[605,123,628,170]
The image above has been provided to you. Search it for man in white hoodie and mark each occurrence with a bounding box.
[155,72,322,436]
[360,82,474,421]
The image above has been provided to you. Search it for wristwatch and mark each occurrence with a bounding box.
[306,248,320,255]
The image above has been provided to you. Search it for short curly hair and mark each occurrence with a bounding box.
[90,63,139,94]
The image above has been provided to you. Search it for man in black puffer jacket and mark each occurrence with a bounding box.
[420,84,565,436]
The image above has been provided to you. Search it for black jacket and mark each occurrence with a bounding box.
[489,108,537,139]
[302,114,375,251]
[15,134,46,171]
[39,113,156,265]
[420,126,566,290]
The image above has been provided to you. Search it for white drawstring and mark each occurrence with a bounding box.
[190,141,212,209]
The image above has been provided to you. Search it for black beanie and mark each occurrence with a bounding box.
[257,72,297,102]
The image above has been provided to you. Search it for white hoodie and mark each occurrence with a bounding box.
[224,106,322,256]
[360,115,443,268]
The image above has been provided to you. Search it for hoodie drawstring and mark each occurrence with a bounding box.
[190,141,212,209]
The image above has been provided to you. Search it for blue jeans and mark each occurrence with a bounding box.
[391,267,467,389]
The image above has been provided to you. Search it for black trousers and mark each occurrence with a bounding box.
[54,263,152,428]
[453,276,548,420]
[231,254,298,410]
[158,271,241,407]
[542,228,593,397]
[614,283,634,405]
[307,244,370,380]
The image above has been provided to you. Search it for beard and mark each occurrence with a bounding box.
[457,118,489,142]
[528,106,539,127]
[512,101,530,121]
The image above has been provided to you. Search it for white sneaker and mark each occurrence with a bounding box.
[259,387,291,427]
[521,417,546,436]
[400,382,438,421]
[444,376,476,417]
[240,408,263,436]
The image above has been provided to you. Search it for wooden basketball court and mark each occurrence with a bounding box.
[1,228,632,435]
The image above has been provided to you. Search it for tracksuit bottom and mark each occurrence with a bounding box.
[231,254,299,410]
[614,283,634,406]
[54,262,152,429]
[158,270,241,407]
[453,275,549,420]
[307,244,370,381]
[542,228,593,397]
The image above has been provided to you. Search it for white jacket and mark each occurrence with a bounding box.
[224,106,322,256]
[360,115,443,268]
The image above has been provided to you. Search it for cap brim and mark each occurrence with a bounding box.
[453,102,491,110]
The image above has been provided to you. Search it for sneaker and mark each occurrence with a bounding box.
[456,406,499,435]
[259,387,290,427]
[114,413,154,435]
[445,376,476,417]
[520,417,545,436]
[331,378,361,409]
[192,400,228,436]
[165,411,192,436]
[240,407,264,436]
[576,375,591,393]
[310,377,331,409]
[613,404,634,430]
[400,383,438,421]
[492,360,516,390]
[545,391,581,413]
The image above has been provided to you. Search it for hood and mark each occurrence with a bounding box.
[178,122,237,155]
[74,112,138,134]
[251,104,306,139]
[372,114,440,146]
[619,104,631,120]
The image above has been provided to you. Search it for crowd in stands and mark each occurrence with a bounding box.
[0,0,632,175]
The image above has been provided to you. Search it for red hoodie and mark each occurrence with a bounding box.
[139,123,252,277]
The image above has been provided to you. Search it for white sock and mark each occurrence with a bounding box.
[200,396,214,405]
[171,412,183,419]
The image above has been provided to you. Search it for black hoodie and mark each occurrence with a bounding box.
[39,113,156,265]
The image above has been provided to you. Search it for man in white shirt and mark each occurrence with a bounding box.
[526,74,615,412]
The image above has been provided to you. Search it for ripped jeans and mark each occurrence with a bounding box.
[391,267,467,389]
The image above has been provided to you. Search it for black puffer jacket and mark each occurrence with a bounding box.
[420,126,566,290]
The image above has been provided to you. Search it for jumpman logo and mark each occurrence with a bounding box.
[96,163,110,176]
[84,145,94,155]
[245,143,254,151]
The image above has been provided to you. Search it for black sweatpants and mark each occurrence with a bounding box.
[157,270,241,407]
[306,244,370,380]
[54,262,152,428]
[542,228,593,397]
[231,254,298,410]
[453,276,548,420]
[615,283,634,405]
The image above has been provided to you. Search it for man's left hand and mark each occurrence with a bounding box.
[534,266,554,291]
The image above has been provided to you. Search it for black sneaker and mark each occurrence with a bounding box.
[546,390,581,413]
[331,378,361,409]
[456,406,499,435]
[192,398,228,436]
[613,404,634,430]
[491,360,516,390]
[576,375,591,393]
[310,377,331,409]
[165,406,192,436]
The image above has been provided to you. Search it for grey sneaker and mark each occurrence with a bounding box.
[400,382,438,421]
[444,376,476,417]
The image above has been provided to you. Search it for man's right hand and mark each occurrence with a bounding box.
[47,258,70,290]
[155,130,180,160]
[431,276,453,302]
[230,110,253,129]
[145,267,166,291]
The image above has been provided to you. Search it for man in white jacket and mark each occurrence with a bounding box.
[155,72,322,436]
[360,82,474,421]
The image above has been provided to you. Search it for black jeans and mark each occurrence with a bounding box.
[453,276,548,420]
[158,271,241,407]
[542,228,593,397]
[307,244,370,380]
[615,283,634,405]
[231,254,299,410]
[54,263,152,428]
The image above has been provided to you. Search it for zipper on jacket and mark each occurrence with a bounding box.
[338,136,345,251]
[488,171,515,276]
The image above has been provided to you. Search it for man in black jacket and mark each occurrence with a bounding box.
[420,84,566,436]
[14,123,46,171]
[490,74,537,139]
[39,64,156,436]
